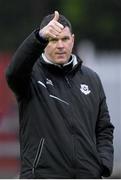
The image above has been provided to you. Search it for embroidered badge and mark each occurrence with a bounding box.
[46,78,54,86]
[80,84,91,95]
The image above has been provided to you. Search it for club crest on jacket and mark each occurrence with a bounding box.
[80,84,91,95]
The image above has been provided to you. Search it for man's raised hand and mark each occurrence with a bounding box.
[39,11,64,39]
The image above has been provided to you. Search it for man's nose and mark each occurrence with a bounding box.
[56,40,64,48]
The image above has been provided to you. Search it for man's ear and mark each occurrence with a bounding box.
[72,34,75,43]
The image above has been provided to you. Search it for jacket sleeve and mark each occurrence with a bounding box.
[96,76,114,177]
[6,29,48,97]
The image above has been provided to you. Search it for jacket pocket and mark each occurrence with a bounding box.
[91,140,103,168]
[32,138,45,176]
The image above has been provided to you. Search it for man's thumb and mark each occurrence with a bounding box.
[53,11,59,21]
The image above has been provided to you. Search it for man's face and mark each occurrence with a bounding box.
[44,27,74,64]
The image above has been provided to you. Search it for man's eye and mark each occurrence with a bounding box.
[62,37,69,41]
[49,38,58,42]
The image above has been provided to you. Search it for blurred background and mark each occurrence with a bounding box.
[0,0,121,178]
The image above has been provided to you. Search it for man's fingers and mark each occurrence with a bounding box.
[53,11,59,21]
[52,11,64,29]
[53,21,64,32]
[39,10,64,39]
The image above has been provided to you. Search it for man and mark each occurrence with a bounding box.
[6,11,114,178]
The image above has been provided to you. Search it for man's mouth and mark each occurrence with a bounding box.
[56,52,66,55]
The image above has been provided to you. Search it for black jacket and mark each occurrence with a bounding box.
[6,31,114,179]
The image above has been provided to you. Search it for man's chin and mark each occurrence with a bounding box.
[57,60,68,65]
[55,58,68,65]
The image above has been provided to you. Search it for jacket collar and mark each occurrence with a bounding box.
[39,53,82,75]
[41,53,78,68]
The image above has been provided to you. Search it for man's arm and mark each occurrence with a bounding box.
[6,11,63,97]
[96,77,114,177]
[6,30,48,96]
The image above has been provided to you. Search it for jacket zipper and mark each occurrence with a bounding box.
[32,138,45,176]
[65,76,71,87]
